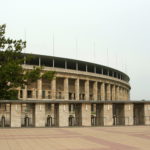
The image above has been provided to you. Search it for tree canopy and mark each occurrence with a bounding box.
[0,24,55,100]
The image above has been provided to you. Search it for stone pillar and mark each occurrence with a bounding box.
[123,88,126,100]
[81,104,91,126]
[58,104,69,127]
[116,86,119,100]
[124,104,134,125]
[75,78,79,100]
[35,104,45,127]
[11,104,21,127]
[144,104,150,125]
[93,81,98,101]
[119,87,122,100]
[122,88,124,100]
[127,90,130,100]
[103,104,113,126]
[64,78,69,100]
[85,80,89,100]
[51,78,56,100]
[23,85,27,100]
[37,79,42,99]
[32,89,36,99]
[101,82,105,100]
[112,85,116,101]
[125,89,128,100]
[106,84,111,100]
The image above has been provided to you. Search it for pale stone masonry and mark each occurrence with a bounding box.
[51,78,56,100]
[93,81,98,101]
[57,104,69,127]
[0,101,150,128]
[35,104,45,127]
[103,104,113,126]
[37,79,42,99]
[1,54,149,128]
[11,104,21,127]
[64,78,69,100]
[144,104,150,125]
[85,80,89,100]
[81,104,91,126]
[75,78,79,100]
[124,104,134,125]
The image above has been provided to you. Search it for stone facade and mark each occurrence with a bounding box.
[0,54,149,128]
[20,59,130,102]
[144,104,150,125]
[81,104,91,126]
[35,104,45,127]
[57,104,69,127]
[103,104,113,126]
[11,104,21,127]
[124,104,134,125]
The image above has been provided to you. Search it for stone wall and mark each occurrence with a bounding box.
[11,104,21,127]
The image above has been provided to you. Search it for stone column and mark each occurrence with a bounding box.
[81,104,91,126]
[125,89,128,100]
[122,88,124,100]
[100,82,106,101]
[58,104,69,127]
[106,84,111,100]
[85,80,89,100]
[101,82,105,100]
[93,81,98,101]
[119,87,122,100]
[75,78,79,100]
[127,90,130,100]
[144,104,150,125]
[112,85,116,101]
[23,85,27,100]
[124,104,134,125]
[37,79,42,99]
[116,86,119,100]
[51,78,56,100]
[123,88,126,100]
[35,104,45,127]
[103,104,113,126]
[32,89,36,99]
[64,78,69,100]
[11,104,21,127]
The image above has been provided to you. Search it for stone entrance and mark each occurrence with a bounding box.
[134,104,144,125]
[45,104,55,127]
[21,104,35,127]
[95,104,104,126]
[113,104,125,126]
[0,104,10,127]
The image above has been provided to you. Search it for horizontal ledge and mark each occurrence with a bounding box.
[0,100,149,104]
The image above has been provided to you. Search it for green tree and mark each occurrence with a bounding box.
[0,24,55,100]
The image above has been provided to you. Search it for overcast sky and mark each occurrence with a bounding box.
[0,0,150,100]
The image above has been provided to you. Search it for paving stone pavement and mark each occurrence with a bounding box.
[0,126,150,150]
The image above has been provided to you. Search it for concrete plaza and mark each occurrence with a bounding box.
[0,126,149,150]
